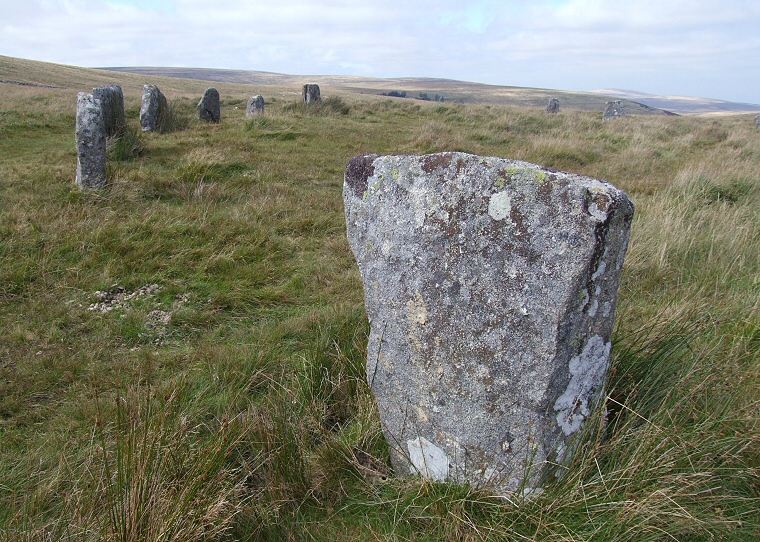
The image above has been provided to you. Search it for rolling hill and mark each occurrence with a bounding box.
[590,88,760,115]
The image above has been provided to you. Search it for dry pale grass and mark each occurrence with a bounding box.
[1,62,758,540]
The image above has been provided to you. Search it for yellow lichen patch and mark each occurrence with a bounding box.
[494,166,548,190]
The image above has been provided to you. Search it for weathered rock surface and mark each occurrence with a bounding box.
[302,84,321,104]
[140,84,168,132]
[344,152,634,493]
[603,100,626,120]
[246,95,265,116]
[546,98,560,114]
[92,84,124,136]
[75,92,107,189]
[197,87,221,122]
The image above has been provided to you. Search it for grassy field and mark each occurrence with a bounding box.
[0,58,758,541]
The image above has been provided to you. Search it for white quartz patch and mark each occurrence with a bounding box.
[407,436,450,481]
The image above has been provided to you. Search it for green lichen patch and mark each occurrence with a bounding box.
[493,166,548,190]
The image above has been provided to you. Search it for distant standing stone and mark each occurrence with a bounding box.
[603,100,626,120]
[303,84,321,104]
[92,84,125,136]
[246,95,265,116]
[140,84,169,132]
[755,114,760,129]
[546,98,560,114]
[344,152,634,493]
[75,92,107,189]
[197,88,221,123]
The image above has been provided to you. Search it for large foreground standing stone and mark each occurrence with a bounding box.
[140,84,169,131]
[344,152,634,493]
[246,95,265,116]
[198,88,221,122]
[302,84,321,104]
[92,84,124,136]
[75,92,107,189]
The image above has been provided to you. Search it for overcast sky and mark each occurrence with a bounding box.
[2,0,759,104]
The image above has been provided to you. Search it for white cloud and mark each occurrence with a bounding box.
[0,0,758,102]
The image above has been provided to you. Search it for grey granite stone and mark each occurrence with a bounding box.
[197,87,221,123]
[302,84,321,104]
[603,100,626,120]
[246,95,265,116]
[343,152,634,493]
[92,84,124,136]
[546,98,560,114]
[140,84,168,132]
[75,92,107,189]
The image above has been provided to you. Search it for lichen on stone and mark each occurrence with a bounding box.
[554,335,611,436]
[488,191,512,221]
[407,436,449,480]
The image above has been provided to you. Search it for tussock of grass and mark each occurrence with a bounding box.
[0,78,758,540]
[55,385,250,542]
[283,96,351,116]
[157,101,191,133]
[107,122,144,162]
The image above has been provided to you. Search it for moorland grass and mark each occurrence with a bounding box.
[0,77,758,541]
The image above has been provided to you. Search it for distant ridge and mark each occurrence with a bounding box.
[103,65,670,115]
[5,55,755,115]
[590,89,760,115]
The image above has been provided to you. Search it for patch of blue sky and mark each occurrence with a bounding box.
[107,0,175,12]
[439,1,499,33]
[438,0,569,33]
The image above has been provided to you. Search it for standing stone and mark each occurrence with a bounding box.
[92,84,124,136]
[246,95,265,116]
[343,152,634,493]
[755,114,760,130]
[140,84,169,132]
[302,84,321,104]
[75,92,107,189]
[546,98,560,114]
[197,88,221,123]
[603,100,626,120]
